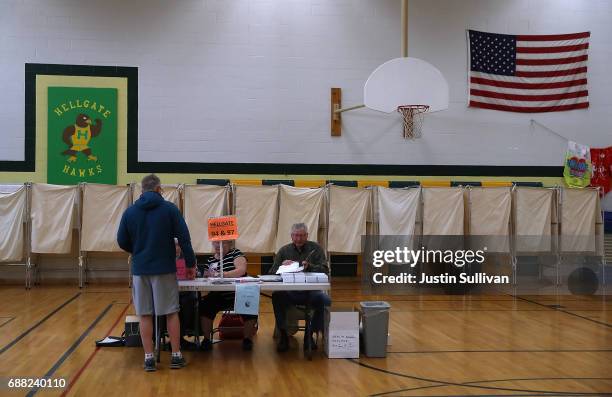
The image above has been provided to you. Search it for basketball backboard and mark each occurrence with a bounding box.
[364,57,449,113]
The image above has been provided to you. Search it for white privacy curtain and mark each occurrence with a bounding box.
[81,184,129,252]
[376,186,420,252]
[377,186,420,235]
[514,187,553,252]
[0,187,26,262]
[162,185,181,208]
[469,188,511,235]
[235,185,278,253]
[275,185,324,252]
[328,185,371,253]
[469,187,511,252]
[561,188,598,252]
[423,188,464,235]
[31,183,78,254]
[0,184,24,196]
[184,185,227,254]
[132,183,181,207]
[132,183,142,202]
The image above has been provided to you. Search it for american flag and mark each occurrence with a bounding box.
[468,30,589,113]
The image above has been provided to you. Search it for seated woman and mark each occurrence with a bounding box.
[198,240,257,351]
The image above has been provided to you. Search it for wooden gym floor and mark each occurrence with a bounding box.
[0,279,611,396]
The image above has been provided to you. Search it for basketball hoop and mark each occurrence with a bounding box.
[397,105,429,139]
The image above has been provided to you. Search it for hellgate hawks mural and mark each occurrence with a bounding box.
[47,86,117,185]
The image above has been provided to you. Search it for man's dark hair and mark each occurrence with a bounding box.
[141,174,161,192]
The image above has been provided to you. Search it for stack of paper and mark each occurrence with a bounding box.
[211,279,234,284]
[305,272,329,283]
[281,272,329,283]
[208,277,240,282]
[258,275,282,282]
[207,277,259,282]
[235,276,261,283]
[281,273,296,283]
[275,261,304,274]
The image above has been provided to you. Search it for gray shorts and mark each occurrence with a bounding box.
[132,273,179,316]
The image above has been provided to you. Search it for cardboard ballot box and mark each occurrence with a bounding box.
[324,308,359,359]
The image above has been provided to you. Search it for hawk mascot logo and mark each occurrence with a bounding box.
[62,113,102,163]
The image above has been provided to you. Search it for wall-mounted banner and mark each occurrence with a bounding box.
[563,140,591,188]
[47,87,117,184]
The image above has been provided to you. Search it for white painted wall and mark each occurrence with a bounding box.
[408,0,611,164]
[408,0,612,209]
[0,0,400,164]
[0,0,610,167]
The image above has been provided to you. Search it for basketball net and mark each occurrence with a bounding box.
[397,105,429,139]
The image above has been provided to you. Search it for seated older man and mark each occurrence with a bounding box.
[270,223,331,352]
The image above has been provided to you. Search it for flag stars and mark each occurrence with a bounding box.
[469,30,516,76]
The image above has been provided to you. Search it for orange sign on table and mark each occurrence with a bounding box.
[208,216,239,241]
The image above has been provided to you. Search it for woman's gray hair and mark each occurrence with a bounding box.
[291,223,308,233]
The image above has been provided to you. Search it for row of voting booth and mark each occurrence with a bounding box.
[0,182,606,289]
